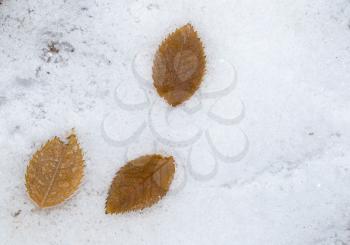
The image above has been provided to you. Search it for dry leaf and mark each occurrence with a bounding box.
[105,154,175,214]
[153,23,206,106]
[25,132,84,208]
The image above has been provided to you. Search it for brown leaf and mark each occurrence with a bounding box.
[105,154,175,214]
[152,23,206,106]
[25,132,84,208]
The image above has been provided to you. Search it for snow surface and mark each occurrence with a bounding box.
[1,0,350,244]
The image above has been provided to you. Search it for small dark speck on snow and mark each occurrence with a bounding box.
[12,210,21,217]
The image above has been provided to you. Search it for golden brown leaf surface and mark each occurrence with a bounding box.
[105,154,175,214]
[25,133,84,208]
[153,23,206,106]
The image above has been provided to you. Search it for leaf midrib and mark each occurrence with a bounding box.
[40,143,66,207]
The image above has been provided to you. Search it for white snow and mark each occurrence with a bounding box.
[1,0,350,244]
